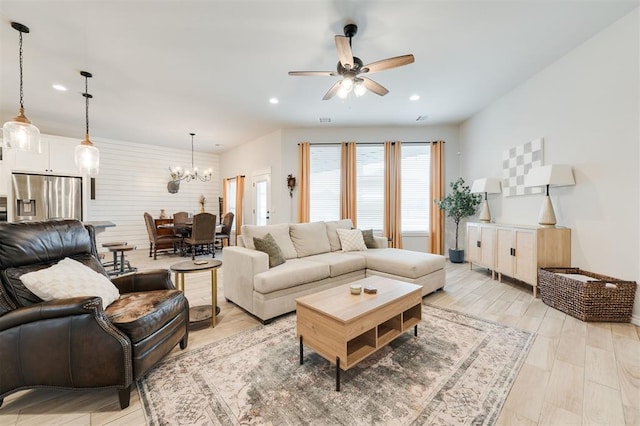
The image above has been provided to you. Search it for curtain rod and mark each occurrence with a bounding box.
[297,141,438,145]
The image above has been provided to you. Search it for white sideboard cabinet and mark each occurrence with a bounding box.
[467,222,571,296]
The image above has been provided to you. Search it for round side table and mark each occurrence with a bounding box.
[170,259,222,329]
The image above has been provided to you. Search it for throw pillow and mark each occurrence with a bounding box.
[253,233,286,268]
[361,229,377,249]
[20,257,120,308]
[336,228,367,252]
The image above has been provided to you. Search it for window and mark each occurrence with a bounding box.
[309,145,341,222]
[356,145,384,230]
[401,144,430,232]
[307,142,431,234]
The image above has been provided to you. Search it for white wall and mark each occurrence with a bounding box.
[459,10,640,322]
[218,129,283,228]
[86,136,220,249]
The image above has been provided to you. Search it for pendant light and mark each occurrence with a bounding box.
[2,22,41,152]
[75,71,99,176]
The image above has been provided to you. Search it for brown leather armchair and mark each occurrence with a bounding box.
[0,219,189,409]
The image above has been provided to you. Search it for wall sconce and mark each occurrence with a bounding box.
[287,174,296,197]
[524,164,575,227]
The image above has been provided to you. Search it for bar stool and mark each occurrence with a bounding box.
[101,242,127,273]
[106,244,137,276]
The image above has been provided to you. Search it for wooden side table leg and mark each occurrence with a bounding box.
[211,269,217,328]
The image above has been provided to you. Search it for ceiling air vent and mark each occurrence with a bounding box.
[319,117,331,123]
[416,115,428,122]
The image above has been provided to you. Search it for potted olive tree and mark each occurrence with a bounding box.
[436,177,482,263]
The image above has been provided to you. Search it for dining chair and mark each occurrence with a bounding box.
[143,212,182,260]
[173,211,190,238]
[215,212,234,249]
[183,212,216,260]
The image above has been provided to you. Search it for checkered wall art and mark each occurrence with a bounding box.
[502,138,544,197]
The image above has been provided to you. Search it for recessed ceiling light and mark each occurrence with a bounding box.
[319,117,331,123]
[409,94,420,101]
[269,97,279,104]
[52,84,67,91]
[416,115,429,121]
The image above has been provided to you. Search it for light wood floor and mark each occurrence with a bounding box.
[1,248,638,425]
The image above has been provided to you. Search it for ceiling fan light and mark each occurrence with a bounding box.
[341,78,354,92]
[337,87,349,99]
[354,82,366,97]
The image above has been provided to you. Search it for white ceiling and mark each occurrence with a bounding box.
[1,1,637,153]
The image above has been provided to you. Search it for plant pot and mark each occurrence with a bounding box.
[449,249,465,263]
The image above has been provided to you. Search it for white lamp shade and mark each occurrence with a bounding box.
[75,143,100,177]
[524,165,575,188]
[471,178,501,194]
[2,120,41,152]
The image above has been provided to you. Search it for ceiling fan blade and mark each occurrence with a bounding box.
[362,54,415,74]
[322,81,342,100]
[335,35,353,70]
[361,77,389,96]
[288,71,337,76]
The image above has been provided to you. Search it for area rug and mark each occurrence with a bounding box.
[138,305,535,425]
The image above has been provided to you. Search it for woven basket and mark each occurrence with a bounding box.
[538,268,636,322]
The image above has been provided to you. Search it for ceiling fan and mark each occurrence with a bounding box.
[288,23,415,100]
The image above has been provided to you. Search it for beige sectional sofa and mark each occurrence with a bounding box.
[222,220,446,322]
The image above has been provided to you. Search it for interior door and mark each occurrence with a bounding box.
[252,170,271,226]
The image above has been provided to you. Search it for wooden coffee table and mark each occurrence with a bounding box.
[296,276,422,391]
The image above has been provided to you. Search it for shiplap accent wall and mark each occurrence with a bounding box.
[86,136,220,251]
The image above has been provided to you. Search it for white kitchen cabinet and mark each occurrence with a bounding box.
[12,136,80,175]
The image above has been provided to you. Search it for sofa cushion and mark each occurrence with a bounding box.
[304,252,367,277]
[106,289,185,343]
[290,222,331,257]
[253,233,286,268]
[325,219,354,251]
[361,229,377,249]
[254,259,330,293]
[349,248,446,279]
[337,228,367,252]
[20,257,120,308]
[242,223,297,260]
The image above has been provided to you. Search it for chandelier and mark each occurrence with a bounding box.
[2,22,40,152]
[169,133,212,182]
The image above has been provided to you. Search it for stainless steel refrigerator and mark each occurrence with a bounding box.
[11,173,82,221]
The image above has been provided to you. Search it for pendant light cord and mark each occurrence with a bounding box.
[191,133,195,170]
[85,75,90,135]
[18,30,24,109]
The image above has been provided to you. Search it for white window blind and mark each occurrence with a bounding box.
[309,145,341,222]
[401,144,430,232]
[356,145,384,231]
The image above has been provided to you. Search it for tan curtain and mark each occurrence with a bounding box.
[384,141,402,248]
[297,142,310,223]
[235,175,245,244]
[340,141,357,226]
[429,141,445,254]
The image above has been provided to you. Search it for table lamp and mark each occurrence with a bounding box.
[524,164,575,227]
[470,178,502,223]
